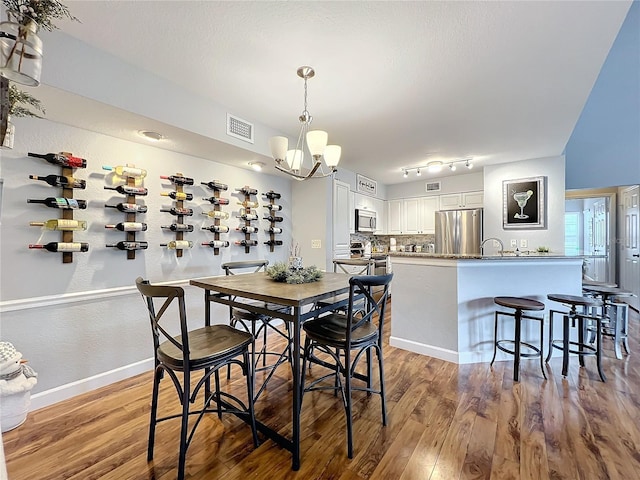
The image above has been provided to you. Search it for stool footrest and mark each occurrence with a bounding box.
[551,340,597,356]
[496,340,542,358]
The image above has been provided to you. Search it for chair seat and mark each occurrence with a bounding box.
[494,296,545,311]
[158,325,253,370]
[303,313,377,347]
[548,293,603,307]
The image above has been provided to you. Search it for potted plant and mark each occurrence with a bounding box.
[1,82,44,148]
[0,0,77,145]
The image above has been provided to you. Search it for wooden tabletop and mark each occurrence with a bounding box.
[190,272,352,307]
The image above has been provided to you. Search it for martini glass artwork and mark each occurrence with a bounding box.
[513,190,534,219]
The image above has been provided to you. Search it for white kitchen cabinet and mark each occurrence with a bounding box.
[439,191,484,210]
[387,199,404,234]
[333,180,351,258]
[387,196,439,234]
[349,191,355,233]
[373,197,386,234]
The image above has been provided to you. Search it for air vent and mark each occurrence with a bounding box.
[426,181,441,192]
[226,114,254,144]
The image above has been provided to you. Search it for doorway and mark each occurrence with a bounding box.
[620,185,639,311]
[565,193,615,283]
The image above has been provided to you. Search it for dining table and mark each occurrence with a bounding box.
[189,271,353,470]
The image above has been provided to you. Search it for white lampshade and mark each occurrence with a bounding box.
[286,149,304,170]
[269,136,288,161]
[323,145,341,167]
[306,130,328,157]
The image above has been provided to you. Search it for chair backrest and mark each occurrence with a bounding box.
[346,272,393,341]
[332,258,374,275]
[222,260,269,275]
[136,277,189,364]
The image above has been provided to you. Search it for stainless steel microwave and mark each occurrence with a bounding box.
[355,209,377,232]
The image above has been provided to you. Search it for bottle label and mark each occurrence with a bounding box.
[56,198,79,209]
[56,219,79,229]
[121,167,144,177]
[58,242,84,252]
[65,156,85,168]
[173,241,191,249]
[122,222,144,231]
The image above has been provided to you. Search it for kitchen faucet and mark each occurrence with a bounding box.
[480,237,504,256]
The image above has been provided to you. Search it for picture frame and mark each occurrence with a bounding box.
[503,176,546,229]
[356,174,377,196]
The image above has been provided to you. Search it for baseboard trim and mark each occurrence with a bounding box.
[389,336,460,364]
[30,358,154,412]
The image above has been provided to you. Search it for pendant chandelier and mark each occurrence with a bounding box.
[269,66,341,180]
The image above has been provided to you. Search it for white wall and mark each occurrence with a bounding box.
[386,171,483,200]
[483,156,566,253]
[0,118,292,404]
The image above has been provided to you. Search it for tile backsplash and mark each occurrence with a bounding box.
[351,233,436,252]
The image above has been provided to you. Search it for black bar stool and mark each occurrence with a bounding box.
[490,296,546,382]
[546,293,605,381]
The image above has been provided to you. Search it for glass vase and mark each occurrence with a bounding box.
[0,11,43,86]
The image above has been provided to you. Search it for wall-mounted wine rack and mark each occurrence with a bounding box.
[103,164,147,260]
[263,190,283,252]
[27,151,88,264]
[201,179,229,255]
[160,173,193,257]
[236,186,259,253]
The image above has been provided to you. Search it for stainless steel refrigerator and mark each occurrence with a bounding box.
[435,208,483,254]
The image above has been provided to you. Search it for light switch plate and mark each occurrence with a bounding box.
[520,239,528,248]
[510,239,517,248]
[311,239,322,249]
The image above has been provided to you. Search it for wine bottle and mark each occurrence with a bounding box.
[105,203,148,213]
[201,180,228,191]
[238,200,259,208]
[235,186,258,195]
[30,219,87,231]
[105,222,148,232]
[264,215,284,222]
[27,197,87,209]
[266,227,283,234]
[237,213,259,221]
[202,197,230,205]
[202,210,230,219]
[104,185,148,196]
[160,174,194,185]
[160,207,193,216]
[263,191,281,200]
[235,240,258,247]
[264,240,283,246]
[202,225,230,233]
[264,204,283,211]
[29,152,87,169]
[161,224,194,232]
[102,165,147,178]
[105,241,149,251]
[160,240,193,250]
[202,241,230,248]
[160,191,193,201]
[29,174,86,189]
[29,242,89,252]
[236,226,258,233]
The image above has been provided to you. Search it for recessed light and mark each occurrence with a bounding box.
[249,161,264,172]
[138,130,165,141]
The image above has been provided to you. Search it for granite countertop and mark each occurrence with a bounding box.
[388,251,581,260]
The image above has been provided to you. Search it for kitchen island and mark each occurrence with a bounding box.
[389,253,584,364]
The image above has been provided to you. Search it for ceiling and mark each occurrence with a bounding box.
[37,1,632,184]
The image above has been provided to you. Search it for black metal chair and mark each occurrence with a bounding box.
[135,277,258,480]
[301,272,393,458]
[221,260,292,399]
[314,258,375,312]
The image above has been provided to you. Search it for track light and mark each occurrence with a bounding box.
[449,163,456,171]
[465,160,473,169]
[401,158,475,177]
[403,169,408,178]
[416,168,421,176]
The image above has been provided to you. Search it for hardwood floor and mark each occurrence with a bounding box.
[4,303,640,479]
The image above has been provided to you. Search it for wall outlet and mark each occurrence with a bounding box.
[510,239,517,248]
[520,239,528,248]
[311,239,322,249]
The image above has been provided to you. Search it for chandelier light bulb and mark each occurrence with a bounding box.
[324,145,341,167]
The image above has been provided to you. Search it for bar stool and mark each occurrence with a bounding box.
[490,296,546,382]
[546,293,605,381]
[582,285,633,359]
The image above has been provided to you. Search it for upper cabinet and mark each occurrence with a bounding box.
[439,191,484,210]
[333,180,351,258]
[387,196,439,234]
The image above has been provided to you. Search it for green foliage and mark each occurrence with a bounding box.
[266,263,323,284]
[2,0,79,31]
[8,84,45,118]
